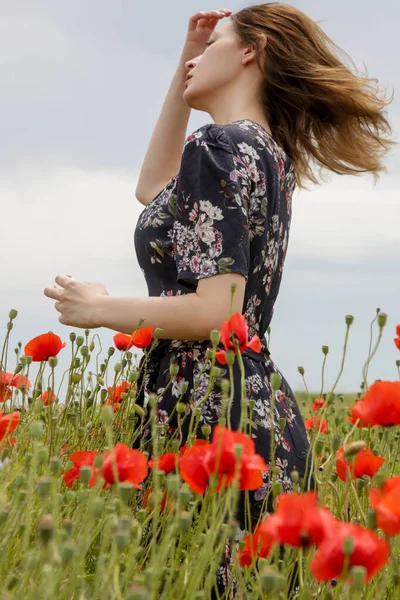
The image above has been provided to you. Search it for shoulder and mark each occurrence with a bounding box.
[183,123,232,152]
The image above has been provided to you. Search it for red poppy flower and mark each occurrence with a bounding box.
[0,371,31,403]
[149,452,178,473]
[349,381,400,427]
[105,380,131,408]
[304,417,328,434]
[369,476,400,536]
[63,450,100,487]
[114,326,153,350]
[41,390,58,406]
[179,439,211,494]
[310,398,325,412]
[258,491,336,549]
[238,530,275,567]
[24,332,67,362]
[102,443,148,489]
[215,313,261,364]
[310,521,390,583]
[394,324,400,350]
[179,427,267,494]
[336,446,384,482]
[0,411,20,443]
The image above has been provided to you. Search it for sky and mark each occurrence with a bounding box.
[1,0,399,399]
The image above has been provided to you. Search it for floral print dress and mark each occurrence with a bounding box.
[134,119,312,595]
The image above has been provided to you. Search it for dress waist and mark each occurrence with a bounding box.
[146,337,271,364]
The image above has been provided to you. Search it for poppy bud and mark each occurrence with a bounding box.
[114,363,122,373]
[64,491,76,505]
[148,393,158,408]
[37,446,49,465]
[343,536,354,556]
[135,404,147,418]
[61,541,75,565]
[89,341,95,352]
[272,482,282,498]
[166,473,181,498]
[119,482,134,505]
[225,350,235,366]
[234,443,244,460]
[30,420,44,438]
[270,373,281,391]
[115,529,130,551]
[260,567,281,592]
[79,466,92,485]
[38,514,55,544]
[176,402,186,414]
[169,363,179,377]
[101,405,113,424]
[89,497,104,518]
[356,478,365,495]
[377,312,387,328]
[343,441,366,459]
[206,347,214,360]
[80,346,89,358]
[350,565,367,589]
[7,322,13,332]
[128,371,139,383]
[118,515,131,532]
[332,435,342,452]
[221,379,230,393]
[345,315,354,325]
[137,509,147,524]
[45,358,57,372]
[9,309,18,320]
[77,426,86,440]
[178,484,192,506]
[178,511,192,532]
[210,366,221,378]
[396,360,400,367]
[201,424,211,437]
[298,366,305,375]
[210,330,220,345]
[71,373,81,384]
[322,345,329,355]
[37,476,52,498]
[107,347,115,356]
[290,470,299,484]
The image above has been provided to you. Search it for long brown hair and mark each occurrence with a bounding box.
[231,3,397,189]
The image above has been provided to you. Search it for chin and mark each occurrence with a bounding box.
[183,90,206,112]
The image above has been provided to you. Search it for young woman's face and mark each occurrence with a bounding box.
[183,20,246,109]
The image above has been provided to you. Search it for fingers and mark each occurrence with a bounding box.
[189,9,232,23]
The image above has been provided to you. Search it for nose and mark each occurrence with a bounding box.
[185,57,197,72]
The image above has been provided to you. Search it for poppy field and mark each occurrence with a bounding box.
[1,304,400,599]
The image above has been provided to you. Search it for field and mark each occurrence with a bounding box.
[0,308,400,599]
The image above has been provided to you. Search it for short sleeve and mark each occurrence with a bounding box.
[172,125,250,290]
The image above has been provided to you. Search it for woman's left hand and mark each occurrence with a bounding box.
[44,274,110,329]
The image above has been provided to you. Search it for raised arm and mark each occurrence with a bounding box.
[135,9,232,206]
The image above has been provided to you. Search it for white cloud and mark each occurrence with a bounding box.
[290,175,400,260]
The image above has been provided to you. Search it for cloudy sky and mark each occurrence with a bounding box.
[1,0,399,399]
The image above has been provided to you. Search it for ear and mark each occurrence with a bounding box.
[241,34,267,65]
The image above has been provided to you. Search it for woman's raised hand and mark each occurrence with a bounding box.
[179,9,232,69]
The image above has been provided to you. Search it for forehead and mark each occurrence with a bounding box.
[211,20,234,38]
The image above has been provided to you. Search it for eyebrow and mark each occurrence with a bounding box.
[207,32,219,42]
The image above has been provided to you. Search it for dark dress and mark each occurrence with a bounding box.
[133,119,312,596]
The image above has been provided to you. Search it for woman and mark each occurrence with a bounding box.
[133,3,395,596]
